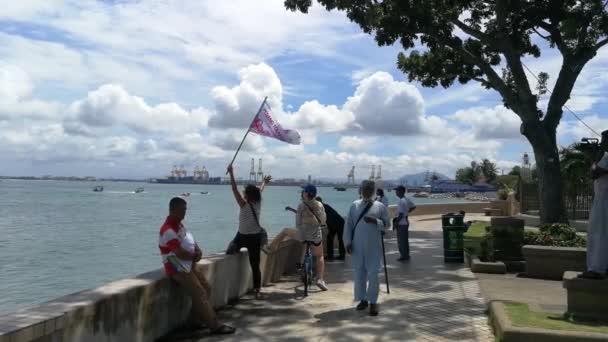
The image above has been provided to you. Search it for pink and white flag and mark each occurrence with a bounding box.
[249,101,301,145]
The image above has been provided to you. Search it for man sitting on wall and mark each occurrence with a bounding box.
[159,197,235,334]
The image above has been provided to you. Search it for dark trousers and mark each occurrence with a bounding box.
[326,223,345,258]
[228,232,262,289]
[397,224,410,258]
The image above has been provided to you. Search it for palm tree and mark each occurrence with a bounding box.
[560,144,593,219]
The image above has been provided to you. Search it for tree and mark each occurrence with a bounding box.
[509,166,522,176]
[286,0,608,223]
[456,166,476,185]
[480,158,498,183]
[455,161,483,185]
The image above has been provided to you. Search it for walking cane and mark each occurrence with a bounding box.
[381,231,390,294]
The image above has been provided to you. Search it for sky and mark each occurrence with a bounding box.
[1,0,607,181]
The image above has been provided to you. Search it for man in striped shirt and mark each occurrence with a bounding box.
[159,197,235,335]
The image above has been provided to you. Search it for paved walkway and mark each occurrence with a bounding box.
[164,215,494,342]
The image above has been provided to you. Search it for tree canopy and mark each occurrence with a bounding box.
[285,0,608,223]
[285,1,608,127]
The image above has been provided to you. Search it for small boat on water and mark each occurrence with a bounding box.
[134,187,144,193]
[200,191,209,195]
[181,192,191,197]
[93,185,104,192]
[334,187,347,192]
[413,191,430,198]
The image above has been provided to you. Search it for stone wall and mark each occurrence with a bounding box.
[388,202,488,217]
[0,239,302,342]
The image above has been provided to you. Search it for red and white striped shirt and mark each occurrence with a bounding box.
[159,216,196,276]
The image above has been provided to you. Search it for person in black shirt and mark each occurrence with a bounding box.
[316,197,346,260]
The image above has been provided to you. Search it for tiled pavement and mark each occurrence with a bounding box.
[166,216,494,341]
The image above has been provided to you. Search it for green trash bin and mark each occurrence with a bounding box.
[442,213,466,263]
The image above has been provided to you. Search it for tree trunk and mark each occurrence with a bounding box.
[523,122,568,224]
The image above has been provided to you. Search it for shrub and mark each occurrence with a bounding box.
[524,223,586,248]
[497,188,509,200]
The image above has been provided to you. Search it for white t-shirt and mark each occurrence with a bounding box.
[397,196,415,225]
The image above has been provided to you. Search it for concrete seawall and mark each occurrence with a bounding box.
[0,202,486,342]
[0,239,303,342]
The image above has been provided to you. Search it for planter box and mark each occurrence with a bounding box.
[471,257,506,274]
[491,217,524,261]
[523,245,586,280]
[563,271,608,320]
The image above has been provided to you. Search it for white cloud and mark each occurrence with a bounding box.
[209,63,283,129]
[345,72,426,135]
[68,84,210,135]
[338,136,374,151]
[452,105,522,140]
[287,100,354,132]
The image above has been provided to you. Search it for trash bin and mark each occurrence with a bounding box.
[442,213,466,263]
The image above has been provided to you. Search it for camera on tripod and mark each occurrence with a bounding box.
[577,137,605,158]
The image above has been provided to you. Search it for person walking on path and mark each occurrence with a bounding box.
[316,196,346,260]
[394,185,416,261]
[580,130,608,280]
[158,197,235,335]
[344,180,390,316]
[226,165,271,298]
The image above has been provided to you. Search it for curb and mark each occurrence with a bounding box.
[490,301,608,342]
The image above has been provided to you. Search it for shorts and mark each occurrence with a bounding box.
[296,224,323,245]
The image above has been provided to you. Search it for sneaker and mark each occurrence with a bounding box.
[397,256,410,262]
[356,300,369,310]
[316,279,328,291]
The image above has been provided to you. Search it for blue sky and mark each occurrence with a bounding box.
[1,1,607,181]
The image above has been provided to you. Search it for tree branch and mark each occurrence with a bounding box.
[496,0,538,119]
[453,19,491,43]
[532,27,551,40]
[538,21,568,55]
[596,37,608,51]
[544,54,594,130]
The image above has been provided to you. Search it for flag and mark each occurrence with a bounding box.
[249,101,301,145]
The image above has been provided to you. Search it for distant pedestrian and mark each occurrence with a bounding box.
[375,189,389,208]
[226,165,271,298]
[316,196,346,260]
[158,197,235,335]
[344,180,390,316]
[394,185,416,261]
[580,130,608,280]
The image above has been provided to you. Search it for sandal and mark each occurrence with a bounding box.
[210,324,236,335]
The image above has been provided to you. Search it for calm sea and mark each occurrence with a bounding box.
[0,179,471,313]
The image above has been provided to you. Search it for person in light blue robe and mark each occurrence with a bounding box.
[344,180,390,316]
[580,130,608,279]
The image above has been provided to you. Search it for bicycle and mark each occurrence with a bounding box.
[300,241,315,297]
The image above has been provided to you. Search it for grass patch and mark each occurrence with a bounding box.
[464,221,489,239]
[464,221,489,257]
[504,302,608,334]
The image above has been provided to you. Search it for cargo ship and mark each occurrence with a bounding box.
[151,165,223,184]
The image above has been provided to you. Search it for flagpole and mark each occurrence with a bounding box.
[227,96,268,170]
